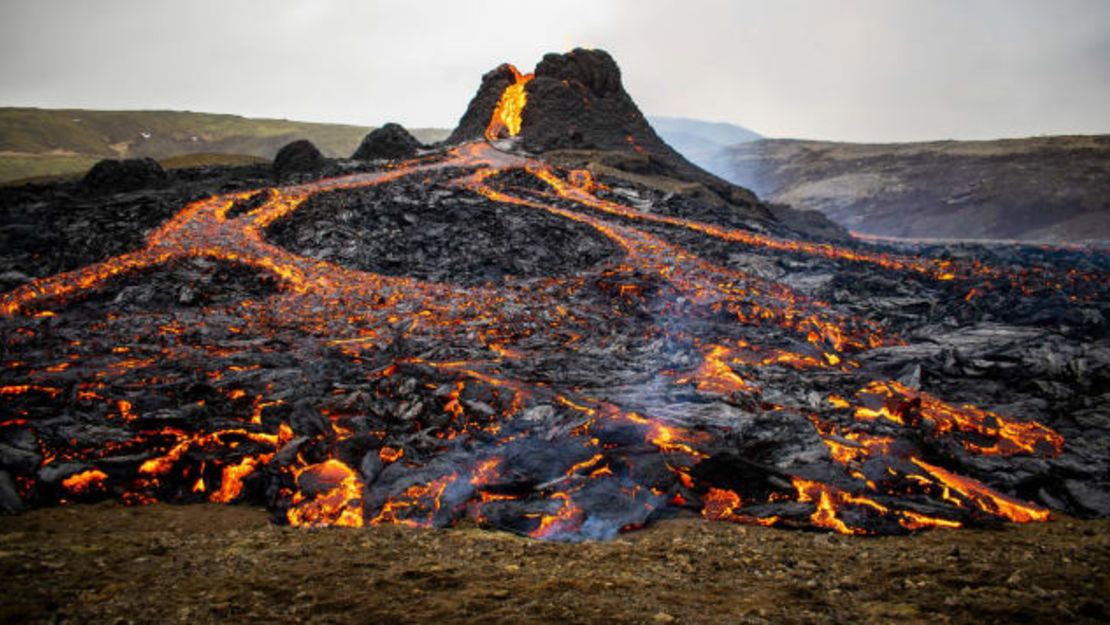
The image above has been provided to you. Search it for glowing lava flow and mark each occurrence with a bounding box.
[849,380,1064,457]
[527,167,1105,297]
[0,75,1084,538]
[485,65,533,141]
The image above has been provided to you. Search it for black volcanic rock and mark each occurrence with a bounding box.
[0,471,24,513]
[83,158,167,193]
[520,50,759,205]
[447,49,779,226]
[449,49,668,158]
[266,176,620,285]
[534,49,623,96]
[521,49,651,153]
[0,163,277,284]
[5,48,1105,541]
[352,123,423,161]
[273,140,326,176]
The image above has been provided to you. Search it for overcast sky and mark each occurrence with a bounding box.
[1,0,1108,141]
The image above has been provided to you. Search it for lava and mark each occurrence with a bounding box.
[675,344,757,395]
[850,380,1064,457]
[61,469,108,495]
[287,460,365,528]
[211,454,272,504]
[0,70,1093,539]
[485,65,533,141]
[910,458,1050,523]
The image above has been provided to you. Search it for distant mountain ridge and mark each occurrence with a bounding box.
[646,116,760,177]
[8,106,1105,244]
[0,105,765,186]
[716,136,1110,243]
[0,108,450,183]
[642,117,1110,243]
[648,116,761,145]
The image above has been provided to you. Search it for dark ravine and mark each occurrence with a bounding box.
[1,50,1108,542]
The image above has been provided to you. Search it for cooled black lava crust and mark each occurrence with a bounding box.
[265,177,622,285]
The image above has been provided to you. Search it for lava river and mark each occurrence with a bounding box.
[0,69,1103,538]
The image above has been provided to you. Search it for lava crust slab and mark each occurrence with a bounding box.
[266,176,622,284]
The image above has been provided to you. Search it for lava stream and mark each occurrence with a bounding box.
[0,135,1073,538]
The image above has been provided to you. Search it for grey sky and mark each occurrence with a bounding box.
[1,0,1108,141]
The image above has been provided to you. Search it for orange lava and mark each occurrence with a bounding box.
[911,458,1050,523]
[0,67,1086,537]
[852,380,1064,457]
[701,488,778,527]
[485,65,533,141]
[675,344,756,395]
[61,469,108,494]
[211,454,273,504]
[286,459,365,528]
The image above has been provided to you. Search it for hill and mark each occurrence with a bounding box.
[716,135,1110,243]
[0,108,449,183]
[647,115,760,177]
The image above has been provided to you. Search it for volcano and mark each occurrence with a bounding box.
[449,49,773,224]
[1,49,1108,540]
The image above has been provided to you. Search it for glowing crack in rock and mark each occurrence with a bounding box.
[0,71,1097,539]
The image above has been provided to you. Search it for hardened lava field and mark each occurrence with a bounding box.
[2,137,1108,540]
[2,49,1109,540]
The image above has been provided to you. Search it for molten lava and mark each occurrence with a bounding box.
[0,65,1094,539]
[61,469,108,495]
[484,65,533,141]
[287,460,365,528]
[850,380,1064,457]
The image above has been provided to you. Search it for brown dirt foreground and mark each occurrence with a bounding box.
[1,504,1108,625]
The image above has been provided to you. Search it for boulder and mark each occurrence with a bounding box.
[352,123,423,161]
[272,140,326,176]
[82,158,167,192]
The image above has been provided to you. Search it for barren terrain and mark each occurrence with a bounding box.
[2,503,1108,624]
[719,135,1110,242]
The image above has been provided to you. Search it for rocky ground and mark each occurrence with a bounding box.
[1,503,1108,624]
